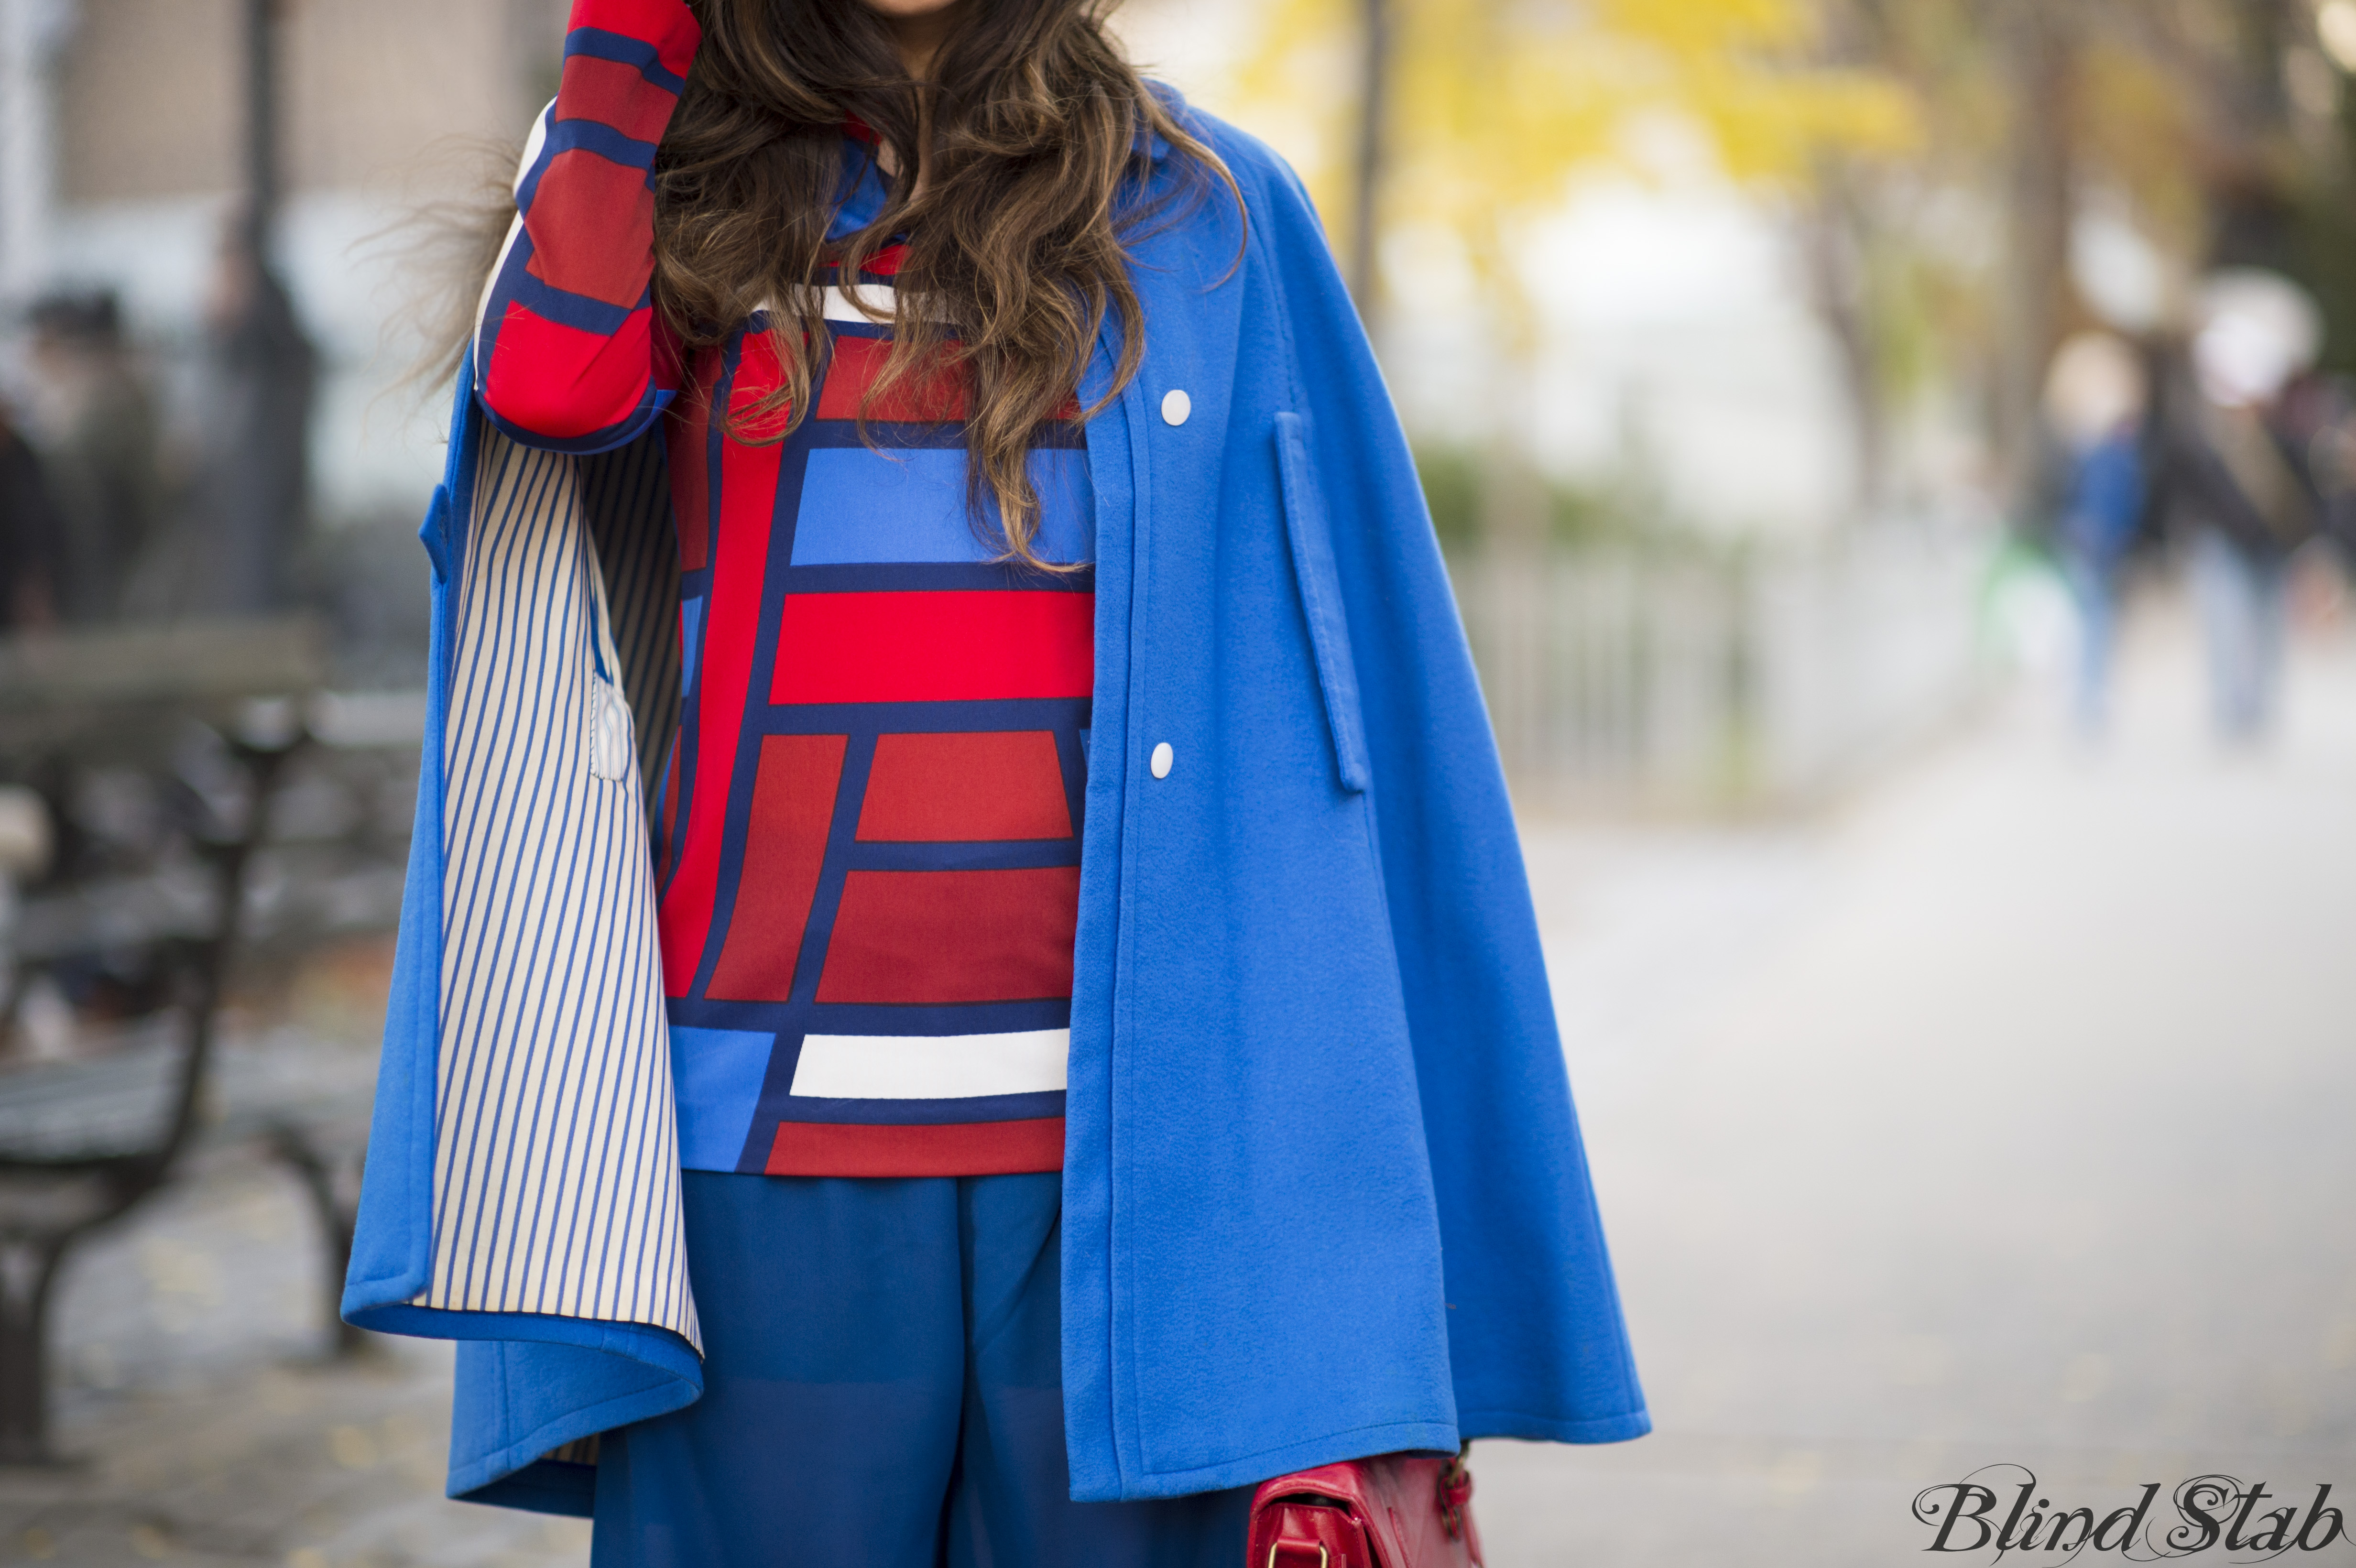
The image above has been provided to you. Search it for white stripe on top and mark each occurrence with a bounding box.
[822,283,897,323]
[789,1029,1070,1100]
[753,285,906,327]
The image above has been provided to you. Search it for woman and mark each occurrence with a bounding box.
[343,0,1647,1559]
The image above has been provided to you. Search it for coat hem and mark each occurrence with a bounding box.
[447,1368,697,1503]
[1458,1405,1652,1444]
[338,1267,425,1320]
[343,1303,701,1381]
[456,1459,596,1518]
[1074,1419,1462,1503]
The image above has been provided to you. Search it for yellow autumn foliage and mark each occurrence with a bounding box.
[1239,0,1920,314]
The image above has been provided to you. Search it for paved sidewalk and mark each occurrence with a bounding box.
[3,605,2350,1565]
[0,1154,588,1568]
[1479,610,2356,1563]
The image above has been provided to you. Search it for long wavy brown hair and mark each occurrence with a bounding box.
[654,0,1233,565]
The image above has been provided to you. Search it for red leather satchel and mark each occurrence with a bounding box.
[1245,1449,1483,1568]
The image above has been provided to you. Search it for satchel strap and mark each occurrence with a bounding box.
[1437,1444,1475,1542]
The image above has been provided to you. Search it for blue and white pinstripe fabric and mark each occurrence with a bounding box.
[422,424,698,1351]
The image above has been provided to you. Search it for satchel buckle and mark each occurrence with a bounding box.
[1267,1545,1330,1568]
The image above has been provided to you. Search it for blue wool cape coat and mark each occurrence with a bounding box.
[341,105,1648,1514]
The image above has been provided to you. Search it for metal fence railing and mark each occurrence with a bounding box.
[1445,525,1992,810]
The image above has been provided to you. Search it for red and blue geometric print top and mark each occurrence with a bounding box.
[475,0,1091,1181]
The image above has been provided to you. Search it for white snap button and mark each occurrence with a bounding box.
[1150,741,1174,779]
[588,684,631,782]
[1161,388,1191,426]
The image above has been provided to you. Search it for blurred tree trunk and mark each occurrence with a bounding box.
[1792,0,1888,527]
[244,0,280,243]
[1799,165,1887,524]
[1348,0,1389,312]
[2234,0,2294,137]
[2206,0,2301,272]
[1993,0,2076,524]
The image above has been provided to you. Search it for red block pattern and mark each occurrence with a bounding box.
[554,53,678,143]
[816,867,1080,1003]
[856,731,1072,842]
[770,591,1095,706]
[723,327,796,444]
[811,334,1084,423]
[764,1117,1066,1177]
[481,305,656,442]
[665,346,719,570]
[658,370,786,995]
[569,0,702,77]
[815,334,968,423]
[523,149,657,308]
[705,734,847,1002]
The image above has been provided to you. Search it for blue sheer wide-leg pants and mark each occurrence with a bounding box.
[589,1170,1250,1567]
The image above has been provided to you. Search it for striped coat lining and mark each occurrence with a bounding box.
[422,425,699,1352]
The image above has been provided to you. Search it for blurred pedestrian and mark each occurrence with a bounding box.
[0,402,63,632]
[141,215,316,619]
[2042,332,2149,735]
[22,290,161,623]
[2303,381,2356,575]
[2156,271,2325,743]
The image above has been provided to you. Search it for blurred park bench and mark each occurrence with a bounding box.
[0,617,421,1464]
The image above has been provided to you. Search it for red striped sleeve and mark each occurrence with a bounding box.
[481,304,662,442]
[473,0,701,451]
[571,0,701,78]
